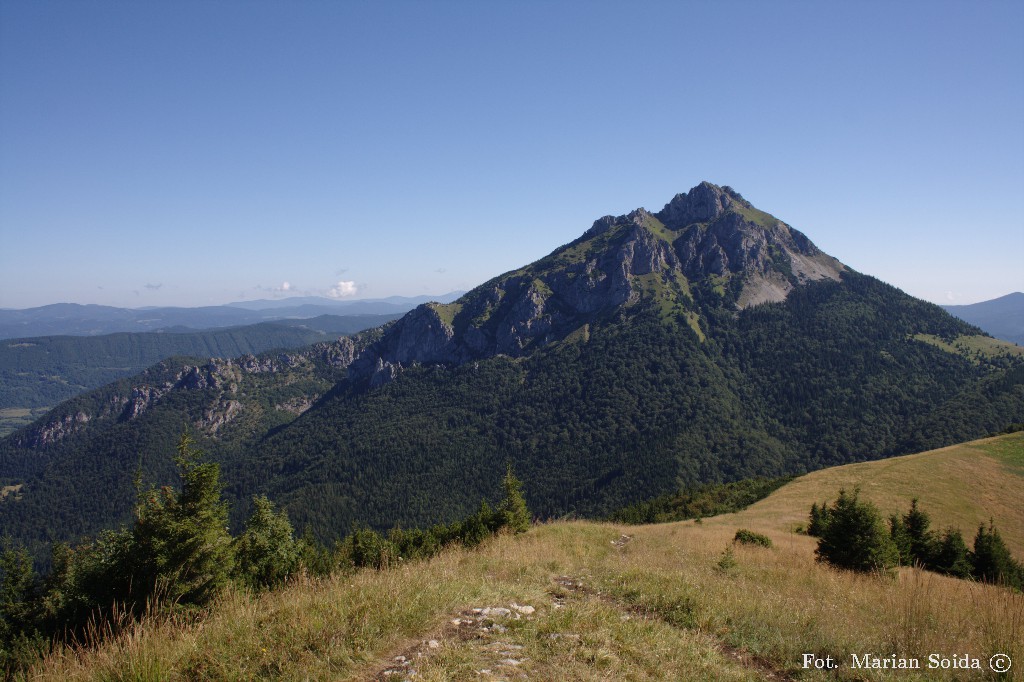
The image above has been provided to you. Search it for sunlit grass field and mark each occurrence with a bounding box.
[710,431,1024,555]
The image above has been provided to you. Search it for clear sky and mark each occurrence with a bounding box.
[1,0,1022,309]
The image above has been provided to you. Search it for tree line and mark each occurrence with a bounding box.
[809,489,1022,588]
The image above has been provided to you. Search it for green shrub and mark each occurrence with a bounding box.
[733,529,772,548]
[716,546,737,572]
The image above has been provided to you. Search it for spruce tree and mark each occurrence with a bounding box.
[815,488,898,573]
[0,539,38,668]
[971,520,1021,588]
[233,496,300,590]
[889,513,913,566]
[131,433,234,606]
[496,464,531,534]
[902,499,935,567]
[807,502,828,537]
[932,527,973,579]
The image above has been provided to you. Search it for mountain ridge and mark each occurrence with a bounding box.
[2,183,1022,557]
[0,315,400,416]
[350,182,845,386]
[0,295,461,339]
[943,292,1024,345]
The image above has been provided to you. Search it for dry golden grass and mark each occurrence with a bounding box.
[711,432,1024,555]
[26,520,1023,681]
[24,434,1024,681]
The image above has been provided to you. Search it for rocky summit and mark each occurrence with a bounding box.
[350,182,844,386]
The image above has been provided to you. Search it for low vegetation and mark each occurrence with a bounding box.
[0,436,532,677]
[0,433,1019,680]
[720,431,1024,555]
[810,488,900,573]
[12,519,1022,680]
[733,528,772,548]
[608,477,792,524]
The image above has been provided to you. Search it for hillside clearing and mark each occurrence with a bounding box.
[708,432,1024,555]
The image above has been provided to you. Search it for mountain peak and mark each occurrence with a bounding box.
[657,181,736,228]
[348,184,846,384]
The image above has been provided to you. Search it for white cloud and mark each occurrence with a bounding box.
[328,280,358,298]
[281,281,291,292]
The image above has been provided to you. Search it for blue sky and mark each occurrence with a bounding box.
[1,0,1022,309]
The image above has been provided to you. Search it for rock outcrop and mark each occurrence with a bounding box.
[349,182,846,385]
[13,338,364,448]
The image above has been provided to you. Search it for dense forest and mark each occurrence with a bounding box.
[3,269,1022,561]
[4,184,1024,561]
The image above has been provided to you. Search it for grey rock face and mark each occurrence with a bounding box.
[13,411,90,449]
[349,182,847,383]
[16,337,363,447]
[657,181,733,228]
[671,204,843,307]
[349,213,685,382]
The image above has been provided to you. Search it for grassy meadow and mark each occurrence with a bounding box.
[709,431,1024,555]
[21,433,1024,681]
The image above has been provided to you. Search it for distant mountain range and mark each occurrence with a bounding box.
[943,292,1024,345]
[0,315,401,434]
[0,293,462,339]
[2,182,1022,559]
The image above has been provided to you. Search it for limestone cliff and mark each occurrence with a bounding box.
[13,338,361,449]
[350,182,845,384]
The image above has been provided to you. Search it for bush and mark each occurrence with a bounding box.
[733,529,772,548]
[716,546,737,572]
[814,488,898,573]
[344,527,396,570]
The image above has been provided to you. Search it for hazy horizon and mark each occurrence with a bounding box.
[2,1,1022,310]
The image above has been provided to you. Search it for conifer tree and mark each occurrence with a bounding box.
[932,527,973,579]
[889,513,913,565]
[815,488,898,573]
[233,496,300,590]
[902,499,935,567]
[131,433,234,606]
[0,539,39,668]
[496,464,531,534]
[971,520,1021,588]
[807,501,830,537]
